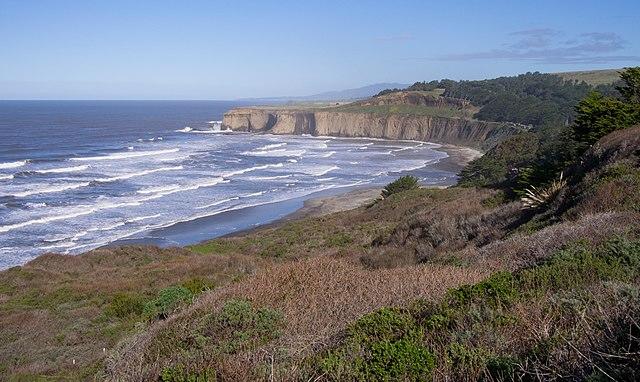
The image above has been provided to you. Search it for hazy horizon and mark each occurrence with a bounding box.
[1,0,639,100]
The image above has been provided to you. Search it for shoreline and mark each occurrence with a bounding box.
[194,143,481,242]
[74,142,482,254]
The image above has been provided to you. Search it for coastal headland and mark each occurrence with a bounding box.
[222,91,523,150]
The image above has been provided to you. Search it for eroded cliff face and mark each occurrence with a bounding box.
[222,108,521,150]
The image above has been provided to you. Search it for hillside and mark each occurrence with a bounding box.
[222,71,621,153]
[1,68,639,381]
[1,125,637,381]
[555,68,622,86]
[105,126,640,381]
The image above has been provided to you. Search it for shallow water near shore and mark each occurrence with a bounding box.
[0,101,457,268]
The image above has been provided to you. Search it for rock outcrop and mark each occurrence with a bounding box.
[222,107,523,150]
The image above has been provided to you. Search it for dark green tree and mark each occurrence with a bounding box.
[382,176,419,198]
[572,91,640,147]
[617,67,640,104]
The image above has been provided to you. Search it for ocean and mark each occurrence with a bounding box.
[0,100,456,269]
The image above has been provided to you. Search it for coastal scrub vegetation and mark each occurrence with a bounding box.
[381,175,419,198]
[459,67,640,192]
[1,69,639,381]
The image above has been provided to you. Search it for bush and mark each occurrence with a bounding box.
[106,293,145,319]
[143,286,193,320]
[319,308,435,381]
[382,176,419,198]
[181,277,215,294]
[200,299,284,354]
[160,365,216,382]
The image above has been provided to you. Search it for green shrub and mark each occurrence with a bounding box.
[106,293,145,319]
[200,299,284,354]
[181,277,215,294]
[143,286,193,320]
[359,338,435,380]
[382,176,419,198]
[319,308,435,380]
[485,355,519,380]
[160,365,216,382]
[325,232,353,247]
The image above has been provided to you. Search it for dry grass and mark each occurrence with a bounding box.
[105,256,488,380]
[454,211,640,271]
[0,246,263,380]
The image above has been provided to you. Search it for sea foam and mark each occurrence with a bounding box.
[8,182,91,198]
[34,165,89,174]
[70,148,179,161]
[95,166,183,182]
[0,160,27,169]
[223,163,285,177]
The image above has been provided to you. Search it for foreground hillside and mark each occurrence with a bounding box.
[105,126,640,381]
[0,124,638,380]
[0,68,638,381]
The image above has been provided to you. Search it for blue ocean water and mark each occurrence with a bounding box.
[0,101,456,268]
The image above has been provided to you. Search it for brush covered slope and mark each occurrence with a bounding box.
[0,69,638,381]
[100,126,640,381]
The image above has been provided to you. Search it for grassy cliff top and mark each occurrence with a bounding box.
[554,68,622,85]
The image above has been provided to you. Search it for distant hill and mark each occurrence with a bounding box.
[239,82,410,103]
[554,68,621,85]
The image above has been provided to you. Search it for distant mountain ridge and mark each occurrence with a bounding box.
[239,82,410,102]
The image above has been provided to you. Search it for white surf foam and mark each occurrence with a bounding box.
[256,143,286,151]
[40,241,78,250]
[302,165,339,177]
[250,174,292,181]
[0,174,14,180]
[0,208,96,233]
[34,165,89,174]
[136,184,181,194]
[70,148,179,161]
[196,196,240,210]
[141,177,228,200]
[9,182,91,198]
[175,126,193,133]
[95,166,183,182]
[0,160,27,169]
[223,163,284,177]
[242,148,306,157]
[317,151,336,158]
[242,191,267,198]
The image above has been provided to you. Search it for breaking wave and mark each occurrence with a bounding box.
[70,148,179,161]
[34,165,89,174]
[95,166,183,182]
[0,160,27,169]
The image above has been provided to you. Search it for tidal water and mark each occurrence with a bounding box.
[0,101,456,268]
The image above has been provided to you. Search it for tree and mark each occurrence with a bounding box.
[381,176,419,198]
[571,92,640,147]
[617,67,640,104]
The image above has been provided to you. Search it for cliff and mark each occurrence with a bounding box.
[222,107,522,150]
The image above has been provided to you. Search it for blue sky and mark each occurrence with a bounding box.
[1,0,639,99]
